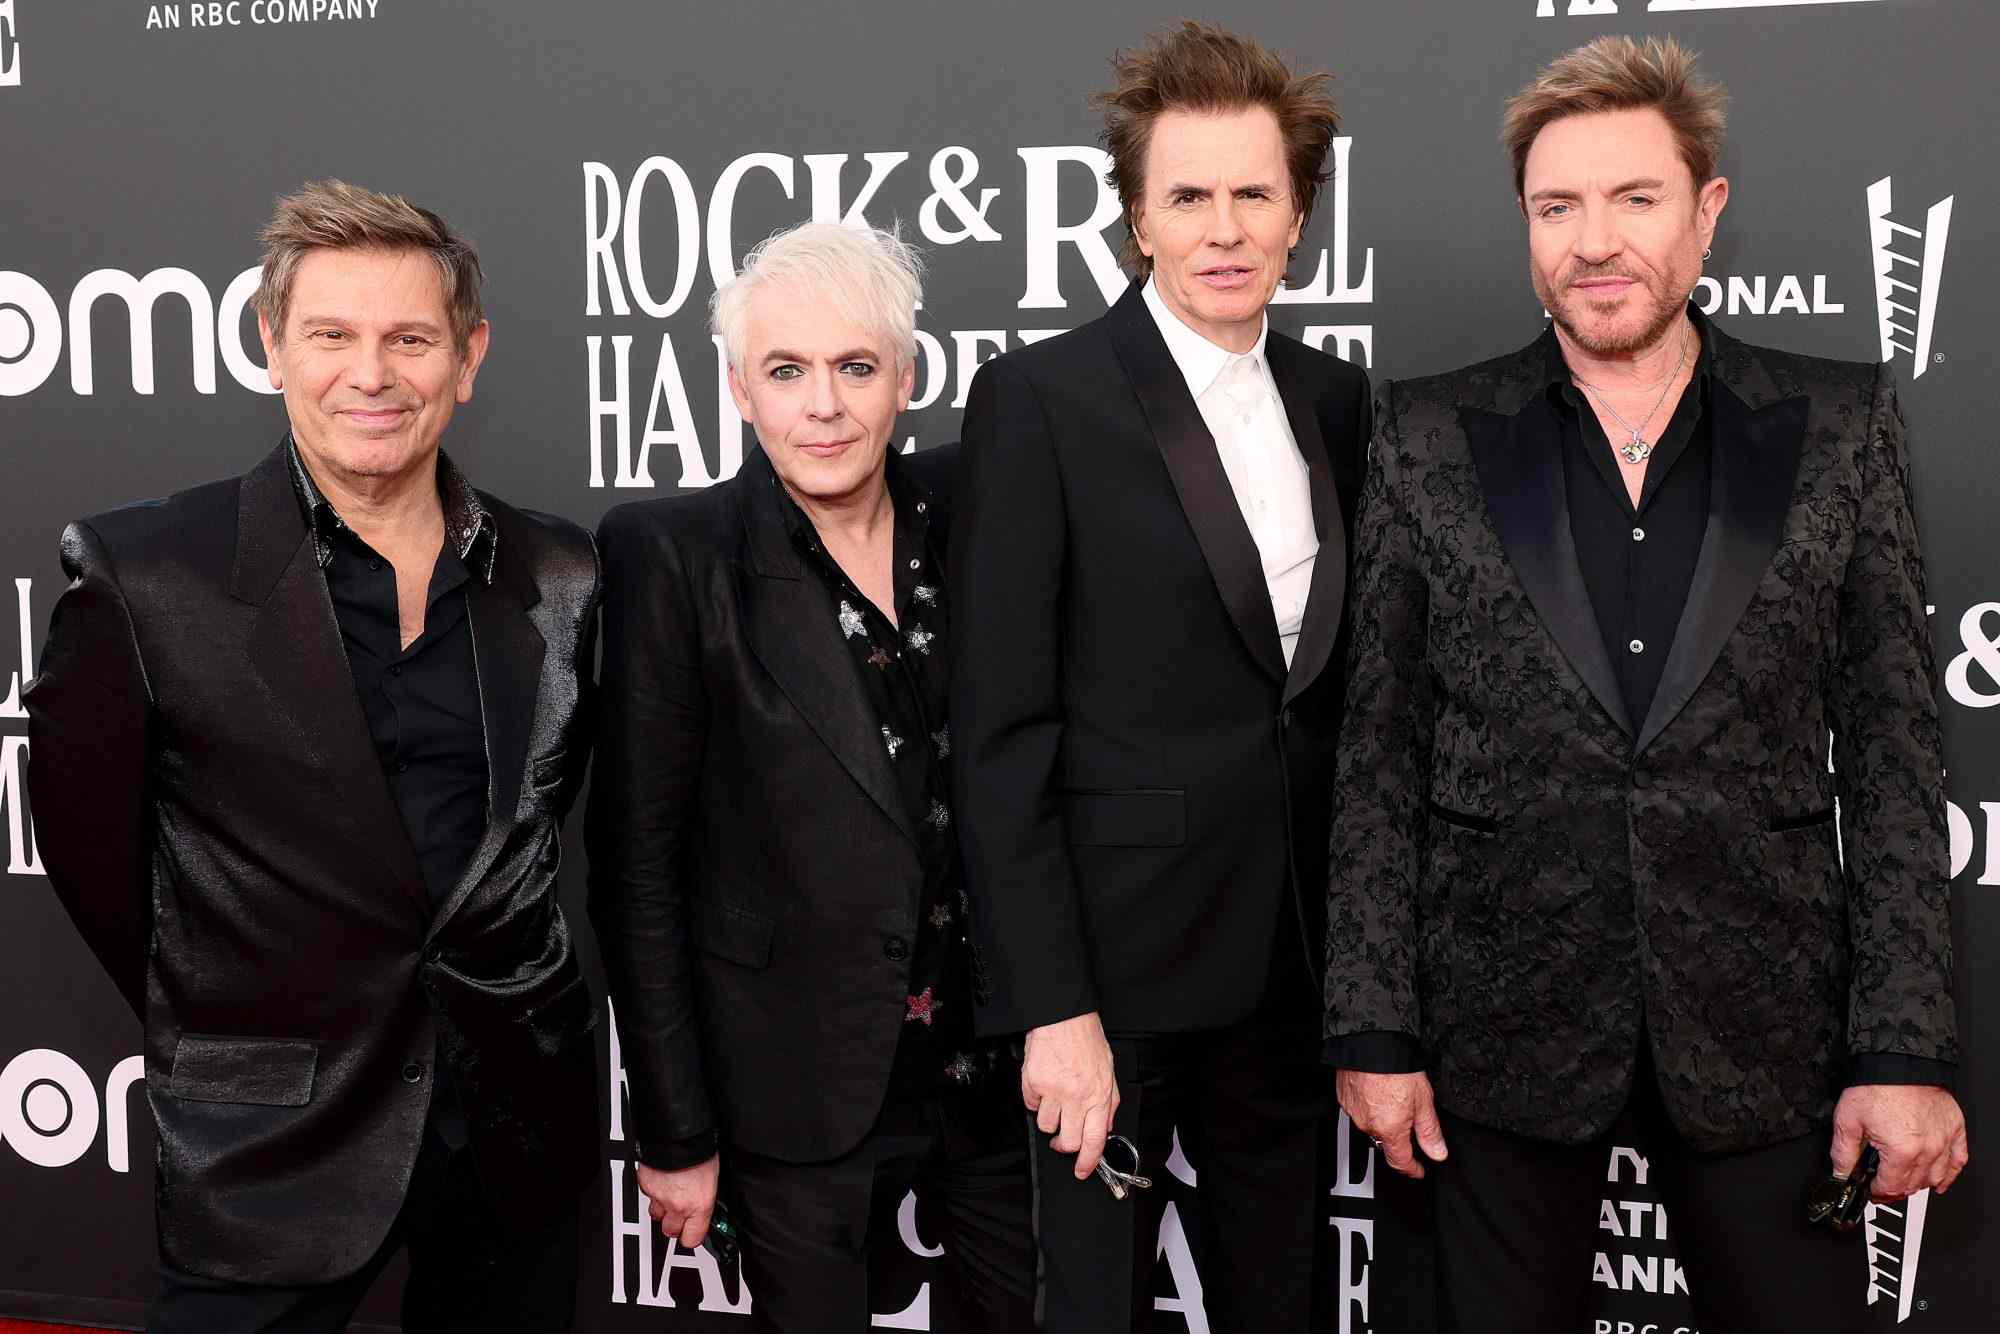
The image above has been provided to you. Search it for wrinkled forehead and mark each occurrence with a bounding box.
[1142,106,1291,193]
[1522,107,1693,197]
[286,245,451,324]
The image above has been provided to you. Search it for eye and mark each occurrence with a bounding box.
[313,329,347,343]
[770,364,803,382]
[840,361,877,379]
[1626,194,1656,208]
[1540,203,1572,220]
[1171,190,1203,207]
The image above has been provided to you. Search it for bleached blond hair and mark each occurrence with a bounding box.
[711,221,924,372]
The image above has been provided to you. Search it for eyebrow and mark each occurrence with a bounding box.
[760,347,881,365]
[1161,181,1279,196]
[294,314,447,336]
[1526,176,1669,205]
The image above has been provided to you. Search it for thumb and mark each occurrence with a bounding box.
[1414,1090,1449,1162]
[1829,1110,1864,1178]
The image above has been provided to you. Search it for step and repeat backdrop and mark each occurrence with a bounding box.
[1,1,1992,1330]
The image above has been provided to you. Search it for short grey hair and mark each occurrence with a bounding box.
[711,221,925,373]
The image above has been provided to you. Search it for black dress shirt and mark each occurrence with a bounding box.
[1328,315,1950,1091]
[776,457,989,1098]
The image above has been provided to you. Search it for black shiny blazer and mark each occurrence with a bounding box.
[26,442,601,1284]
[589,446,956,1167]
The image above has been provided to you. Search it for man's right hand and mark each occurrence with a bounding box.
[1337,1069,1449,1179]
[1023,1011,1120,1179]
[635,1153,721,1249]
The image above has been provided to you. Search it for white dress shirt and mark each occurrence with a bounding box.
[1141,276,1319,667]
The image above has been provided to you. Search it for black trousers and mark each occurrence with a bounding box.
[1032,939,1330,1333]
[1435,1049,1871,1334]
[724,1077,1035,1333]
[148,1127,579,1334]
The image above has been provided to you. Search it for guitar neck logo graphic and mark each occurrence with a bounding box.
[1864,1189,1930,1322]
[1868,177,1953,379]
[0,1,20,88]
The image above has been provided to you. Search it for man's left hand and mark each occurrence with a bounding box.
[1830,1084,1969,1200]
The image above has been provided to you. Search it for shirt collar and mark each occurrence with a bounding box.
[286,436,498,583]
[1142,274,1270,402]
[1543,302,1717,408]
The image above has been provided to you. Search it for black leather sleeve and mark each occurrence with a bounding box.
[25,520,156,1017]
[587,503,716,1152]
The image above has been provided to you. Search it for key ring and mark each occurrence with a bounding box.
[1094,1134,1154,1200]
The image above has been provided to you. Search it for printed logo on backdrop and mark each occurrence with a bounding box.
[0,0,20,87]
[1865,1192,1932,1323]
[581,140,1375,489]
[0,267,276,397]
[1867,177,1953,380]
[1538,0,1893,16]
[0,1047,144,1171]
[144,1,380,31]
[2,578,40,877]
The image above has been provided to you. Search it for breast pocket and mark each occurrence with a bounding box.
[167,1035,319,1107]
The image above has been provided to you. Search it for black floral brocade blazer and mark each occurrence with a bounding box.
[1324,325,1955,1154]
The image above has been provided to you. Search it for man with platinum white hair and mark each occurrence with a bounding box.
[590,221,1034,1331]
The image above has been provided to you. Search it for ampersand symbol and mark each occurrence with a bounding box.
[919,147,1001,245]
[1945,602,2000,708]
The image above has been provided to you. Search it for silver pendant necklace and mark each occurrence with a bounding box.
[1573,330,1690,465]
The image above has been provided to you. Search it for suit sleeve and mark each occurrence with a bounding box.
[948,357,1098,1036]
[1827,364,1956,1068]
[24,521,155,1017]
[1324,381,1433,1053]
[586,505,717,1166]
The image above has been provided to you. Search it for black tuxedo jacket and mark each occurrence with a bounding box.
[589,447,958,1167]
[951,281,1370,1037]
[1324,326,1956,1153]
[25,442,601,1284]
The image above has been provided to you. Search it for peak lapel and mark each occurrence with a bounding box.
[1465,399,1634,738]
[735,465,918,847]
[1634,381,1808,754]
[230,447,428,919]
[468,532,545,831]
[1267,336,1347,705]
[1106,285,1286,684]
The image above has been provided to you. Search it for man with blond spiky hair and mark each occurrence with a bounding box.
[1325,37,1967,1331]
[28,180,599,1332]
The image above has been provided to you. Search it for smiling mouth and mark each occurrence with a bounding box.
[1197,265,1256,287]
[338,407,412,427]
[798,438,858,455]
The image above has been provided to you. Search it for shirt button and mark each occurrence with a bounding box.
[388,665,402,677]
[396,761,410,773]
[883,936,909,961]
[1632,527,1646,542]
[1629,639,1645,654]
[401,1062,425,1084]
[915,501,928,514]
[369,558,383,572]
[908,558,921,570]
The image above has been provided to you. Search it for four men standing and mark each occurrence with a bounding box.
[21,24,1971,1334]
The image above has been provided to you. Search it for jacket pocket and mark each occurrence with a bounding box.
[1062,789,1187,847]
[1766,807,1836,833]
[167,1035,319,1106]
[1426,798,1499,835]
[691,897,775,969]
[529,750,569,790]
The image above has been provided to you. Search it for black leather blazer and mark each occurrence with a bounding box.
[589,446,958,1167]
[1324,326,1956,1152]
[950,281,1370,1037]
[26,441,601,1284]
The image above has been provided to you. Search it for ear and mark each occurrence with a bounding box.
[257,310,284,391]
[1696,175,1730,250]
[896,354,916,413]
[1133,206,1154,260]
[453,320,492,404]
[1285,207,1303,253]
[727,363,755,423]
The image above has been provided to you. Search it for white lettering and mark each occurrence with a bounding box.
[706,152,797,291]
[68,268,216,395]
[0,270,63,396]
[805,151,910,228]
[1017,146,1125,310]
[1946,799,2000,885]
[1272,138,1372,305]
[1,735,41,876]
[1331,1109,1377,1198]
[0,1049,98,1167]
[2,577,31,719]
[1152,1202,1210,1331]
[624,157,702,319]
[1332,1216,1373,1334]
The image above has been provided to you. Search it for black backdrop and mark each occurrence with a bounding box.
[1,2,1991,1329]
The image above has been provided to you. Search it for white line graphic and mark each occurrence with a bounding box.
[1864,1188,1931,1322]
[1868,177,1953,379]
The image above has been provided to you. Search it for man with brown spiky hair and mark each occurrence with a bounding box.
[28,180,599,1332]
[1325,37,1967,1331]
[951,22,1369,1331]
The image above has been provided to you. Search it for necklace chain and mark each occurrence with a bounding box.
[1572,329,1691,465]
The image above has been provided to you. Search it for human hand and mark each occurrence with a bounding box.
[1023,1011,1120,1179]
[1336,1069,1449,1179]
[635,1153,721,1248]
[1832,1084,1969,1200]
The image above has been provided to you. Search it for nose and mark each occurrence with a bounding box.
[1575,202,1620,265]
[345,336,395,395]
[806,365,844,421]
[1207,194,1245,249]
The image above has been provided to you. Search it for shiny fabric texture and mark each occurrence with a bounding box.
[1323,324,1955,1153]
[26,441,602,1285]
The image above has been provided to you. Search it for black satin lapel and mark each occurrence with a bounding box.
[1464,402,1633,737]
[466,575,545,829]
[1635,388,1809,754]
[242,536,428,916]
[1270,344,1345,705]
[741,570,917,846]
[1106,289,1286,683]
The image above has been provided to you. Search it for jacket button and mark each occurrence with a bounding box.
[423,945,441,964]
[883,936,909,961]
[1281,709,1294,729]
[401,1062,425,1083]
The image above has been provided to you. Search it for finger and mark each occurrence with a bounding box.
[1022,1068,1041,1112]
[1381,1129,1425,1180]
[1413,1093,1450,1163]
[1828,1116,1863,1178]
[1939,1140,1970,1194]
[1074,1102,1110,1179]
[1051,1100,1084,1156]
[648,1196,667,1221]
[1871,1148,1921,1201]
[1036,1093,1062,1137]
[678,1206,712,1251]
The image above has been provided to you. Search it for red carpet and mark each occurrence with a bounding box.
[0,1322,110,1333]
